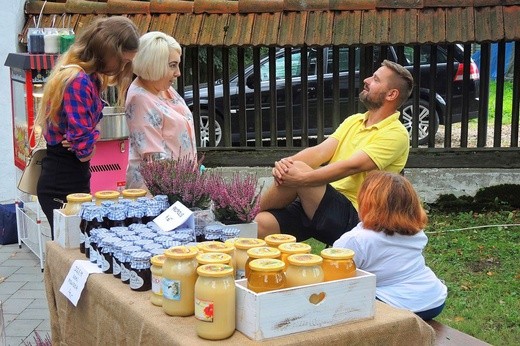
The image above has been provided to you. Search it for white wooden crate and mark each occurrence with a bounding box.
[235,269,376,341]
[53,209,81,249]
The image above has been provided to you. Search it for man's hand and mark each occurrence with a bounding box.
[272,157,293,186]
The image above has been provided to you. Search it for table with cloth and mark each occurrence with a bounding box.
[44,241,436,345]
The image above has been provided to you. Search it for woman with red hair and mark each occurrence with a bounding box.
[333,171,447,320]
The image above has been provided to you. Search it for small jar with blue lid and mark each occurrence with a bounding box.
[153,235,171,246]
[129,223,149,233]
[112,240,133,279]
[121,234,141,244]
[143,199,161,224]
[79,202,96,254]
[129,251,153,291]
[100,236,120,274]
[126,201,145,226]
[163,238,182,249]
[135,239,154,248]
[120,245,142,284]
[153,194,170,212]
[108,204,127,229]
[143,242,164,252]
[139,231,157,241]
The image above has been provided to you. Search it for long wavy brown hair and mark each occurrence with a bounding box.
[357,171,427,236]
[35,16,139,129]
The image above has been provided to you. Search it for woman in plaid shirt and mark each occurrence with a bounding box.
[35,16,140,237]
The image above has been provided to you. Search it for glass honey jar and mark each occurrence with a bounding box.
[94,190,120,206]
[121,188,148,201]
[247,258,286,293]
[264,233,296,248]
[320,248,356,282]
[285,254,324,288]
[199,241,235,267]
[62,193,92,215]
[150,254,166,306]
[233,238,267,280]
[245,246,281,279]
[162,246,199,316]
[195,264,236,340]
[278,242,312,269]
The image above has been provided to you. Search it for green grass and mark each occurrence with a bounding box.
[304,209,520,345]
[488,80,514,124]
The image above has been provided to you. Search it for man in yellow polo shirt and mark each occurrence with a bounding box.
[255,60,413,246]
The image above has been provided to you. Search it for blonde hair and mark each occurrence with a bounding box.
[381,59,414,107]
[132,31,182,81]
[35,16,139,128]
[357,171,427,236]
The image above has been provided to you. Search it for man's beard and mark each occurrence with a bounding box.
[359,90,385,110]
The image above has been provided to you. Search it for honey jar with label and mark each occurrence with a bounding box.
[264,233,297,248]
[245,246,281,279]
[150,254,166,306]
[278,242,312,269]
[285,254,324,288]
[247,258,286,293]
[233,238,267,280]
[195,264,235,340]
[162,246,199,316]
[320,248,356,281]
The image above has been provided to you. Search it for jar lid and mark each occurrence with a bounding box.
[164,245,199,259]
[66,193,92,203]
[196,252,232,265]
[321,248,355,260]
[94,190,120,199]
[249,258,285,272]
[122,189,147,198]
[278,242,312,254]
[264,233,297,245]
[234,238,267,250]
[199,241,234,254]
[247,246,281,259]
[287,253,323,266]
[151,254,166,266]
[224,238,238,247]
[150,248,167,256]
[197,264,234,277]
[131,251,152,261]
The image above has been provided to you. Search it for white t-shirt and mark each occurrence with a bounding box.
[333,223,447,312]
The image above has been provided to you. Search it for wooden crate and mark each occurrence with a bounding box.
[235,269,376,341]
[53,209,81,249]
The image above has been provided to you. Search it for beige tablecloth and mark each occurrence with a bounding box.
[44,241,435,345]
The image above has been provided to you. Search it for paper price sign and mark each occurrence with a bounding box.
[153,201,193,232]
[59,260,102,306]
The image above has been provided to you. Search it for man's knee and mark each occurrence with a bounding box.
[255,211,281,238]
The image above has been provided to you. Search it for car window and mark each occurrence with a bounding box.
[402,46,448,65]
[260,50,304,81]
[326,47,361,73]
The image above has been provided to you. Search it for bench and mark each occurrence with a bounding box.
[427,320,491,345]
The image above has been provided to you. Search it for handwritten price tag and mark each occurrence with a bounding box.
[59,260,102,306]
[153,201,193,232]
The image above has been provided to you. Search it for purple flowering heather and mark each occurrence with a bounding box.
[207,172,262,224]
[139,154,211,209]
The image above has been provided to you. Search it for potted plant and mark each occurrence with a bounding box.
[139,154,211,209]
[207,171,262,237]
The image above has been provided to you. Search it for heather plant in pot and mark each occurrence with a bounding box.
[139,154,211,209]
[207,172,262,224]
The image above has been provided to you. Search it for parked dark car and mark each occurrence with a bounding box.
[184,44,480,147]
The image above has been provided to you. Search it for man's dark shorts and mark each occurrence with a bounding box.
[267,184,359,246]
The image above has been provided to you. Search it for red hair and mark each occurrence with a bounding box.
[357,171,427,236]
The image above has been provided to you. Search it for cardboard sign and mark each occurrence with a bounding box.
[59,260,102,306]
[153,201,194,232]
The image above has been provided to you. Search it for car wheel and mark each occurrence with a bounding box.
[199,110,223,147]
[401,99,439,145]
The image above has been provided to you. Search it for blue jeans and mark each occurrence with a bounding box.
[376,298,445,320]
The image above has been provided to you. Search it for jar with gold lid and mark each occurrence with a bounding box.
[196,252,232,267]
[285,254,324,288]
[195,264,235,340]
[264,233,296,248]
[278,242,312,269]
[162,245,199,316]
[247,258,286,293]
[94,190,120,205]
[233,238,267,280]
[245,246,281,279]
[320,248,356,281]
[199,241,235,267]
[150,254,166,306]
[121,188,147,201]
[62,193,92,215]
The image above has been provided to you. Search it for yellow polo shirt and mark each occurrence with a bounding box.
[329,111,410,210]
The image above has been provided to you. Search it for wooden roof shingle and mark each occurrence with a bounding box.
[22,0,520,46]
